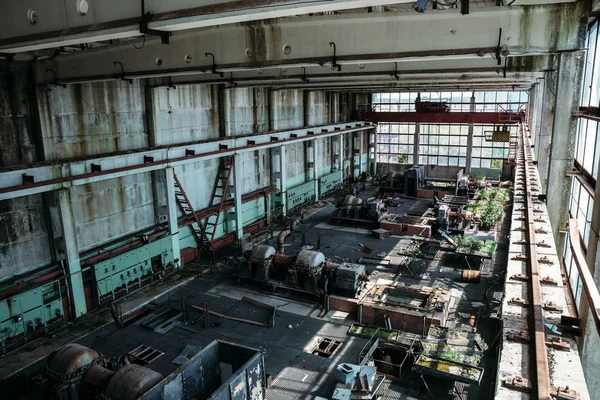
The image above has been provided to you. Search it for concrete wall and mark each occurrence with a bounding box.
[36,81,155,252]
[0,74,362,284]
[37,81,147,159]
[150,85,220,145]
[305,91,330,126]
[224,87,269,134]
[270,89,303,130]
[71,176,156,250]
[0,61,51,280]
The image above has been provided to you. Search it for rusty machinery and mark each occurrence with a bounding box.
[24,340,267,400]
[237,246,368,299]
[27,343,163,400]
[329,195,387,229]
[414,97,450,113]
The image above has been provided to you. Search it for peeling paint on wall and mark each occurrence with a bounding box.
[37,81,147,160]
[151,84,220,145]
[0,61,51,280]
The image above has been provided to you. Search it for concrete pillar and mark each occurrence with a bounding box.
[537,73,556,194]
[465,94,475,173]
[530,82,543,153]
[272,146,287,215]
[232,154,244,239]
[358,131,364,175]
[413,123,420,165]
[57,189,87,317]
[369,131,377,175]
[164,168,181,267]
[313,139,320,199]
[339,134,345,176]
[546,51,584,251]
[528,87,536,140]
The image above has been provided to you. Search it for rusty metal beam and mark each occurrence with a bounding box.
[521,124,551,400]
[0,122,373,201]
[369,111,525,124]
[568,219,600,336]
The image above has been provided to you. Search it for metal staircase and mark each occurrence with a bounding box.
[506,125,520,165]
[204,156,235,241]
[172,171,213,252]
[498,111,523,165]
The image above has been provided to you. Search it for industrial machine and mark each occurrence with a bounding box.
[238,246,368,299]
[433,195,473,233]
[414,97,450,113]
[330,195,387,228]
[404,165,425,197]
[379,171,404,194]
[24,340,265,400]
[332,363,384,400]
[27,343,163,400]
[0,280,65,356]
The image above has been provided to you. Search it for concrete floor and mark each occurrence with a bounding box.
[0,190,511,400]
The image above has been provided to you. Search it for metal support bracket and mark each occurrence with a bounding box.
[301,67,309,83]
[205,53,224,77]
[506,330,530,343]
[228,72,237,86]
[495,28,502,66]
[140,0,170,44]
[113,62,133,84]
[391,62,399,80]
[329,42,342,71]
[503,376,532,393]
[140,13,170,44]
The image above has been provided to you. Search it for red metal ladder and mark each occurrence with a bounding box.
[172,171,213,252]
[204,156,235,241]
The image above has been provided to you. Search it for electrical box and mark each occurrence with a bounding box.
[286,182,316,212]
[0,280,63,351]
[92,236,174,304]
[319,171,343,196]
[158,205,168,224]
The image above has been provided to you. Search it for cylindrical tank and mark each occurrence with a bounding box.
[46,343,100,379]
[295,250,326,270]
[104,364,163,400]
[250,245,277,263]
[84,364,115,389]
[461,270,481,283]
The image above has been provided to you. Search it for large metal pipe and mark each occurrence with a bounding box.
[278,230,291,254]
[289,218,298,232]
[274,254,294,265]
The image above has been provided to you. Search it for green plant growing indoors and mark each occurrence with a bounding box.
[476,189,509,202]
[465,200,504,229]
[453,236,497,254]
[478,201,504,229]
[397,154,409,164]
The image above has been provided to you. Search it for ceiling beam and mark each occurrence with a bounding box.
[35,4,586,84]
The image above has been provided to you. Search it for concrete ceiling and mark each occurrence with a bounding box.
[0,1,588,92]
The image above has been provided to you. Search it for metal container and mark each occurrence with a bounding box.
[104,364,163,400]
[84,364,114,389]
[46,343,100,379]
[250,245,277,263]
[461,270,481,283]
[295,250,326,270]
